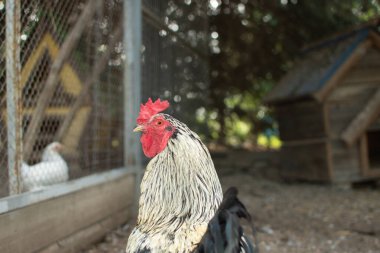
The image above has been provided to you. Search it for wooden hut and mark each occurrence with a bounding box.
[265,21,380,183]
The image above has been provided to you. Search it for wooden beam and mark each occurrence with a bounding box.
[23,0,97,160]
[359,135,370,176]
[0,174,134,253]
[341,88,380,146]
[20,34,82,95]
[55,25,122,142]
[282,137,327,147]
[325,141,334,181]
[61,107,91,150]
[39,208,130,253]
[323,105,334,180]
[314,40,372,101]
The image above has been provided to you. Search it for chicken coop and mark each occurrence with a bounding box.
[0,0,209,252]
[265,20,380,184]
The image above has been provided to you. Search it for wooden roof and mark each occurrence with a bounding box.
[265,22,380,105]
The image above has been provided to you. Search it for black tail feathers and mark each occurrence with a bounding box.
[193,187,258,253]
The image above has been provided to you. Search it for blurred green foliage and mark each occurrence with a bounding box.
[206,0,380,147]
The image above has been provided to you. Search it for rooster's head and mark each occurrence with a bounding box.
[134,98,176,158]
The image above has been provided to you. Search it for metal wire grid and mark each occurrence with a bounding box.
[0,0,209,197]
[24,0,124,177]
[0,1,8,196]
[142,0,209,132]
[20,0,85,163]
[143,0,208,53]
[79,2,125,177]
[0,0,125,197]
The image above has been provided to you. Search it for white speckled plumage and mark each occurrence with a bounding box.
[126,114,223,253]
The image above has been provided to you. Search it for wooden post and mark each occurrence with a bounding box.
[23,0,97,160]
[56,26,123,142]
[359,135,380,178]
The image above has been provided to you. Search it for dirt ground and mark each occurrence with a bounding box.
[81,173,380,253]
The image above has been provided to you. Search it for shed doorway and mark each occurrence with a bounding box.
[361,127,380,177]
[367,130,380,170]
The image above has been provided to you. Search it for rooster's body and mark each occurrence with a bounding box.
[127,114,223,252]
[126,99,255,253]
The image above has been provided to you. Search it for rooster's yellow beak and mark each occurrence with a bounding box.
[133,125,144,132]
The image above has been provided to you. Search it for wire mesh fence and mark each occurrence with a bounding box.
[142,0,209,133]
[0,1,7,195]
[0,0,209,198]
[1,0,125,197]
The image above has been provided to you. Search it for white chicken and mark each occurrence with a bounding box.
[21,142,69,192]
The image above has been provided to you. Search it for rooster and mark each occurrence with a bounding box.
[126,98,256,253]
[21,142,69,192]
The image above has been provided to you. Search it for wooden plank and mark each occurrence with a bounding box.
[23,0,98,160]
[61,107,91,150]
[328,84,379,102]
[315,39,372,101]
[325,140,334,180]
[327,88,375,137]
[39,208,130,253]
[0,174,134,253]
[341,66,380,84]
[280,142,330,181]
[323,104,331,136]
[322,104,334,179]
[282,138,327,147]
[341,88,380,146]
[330,140,361,182]
[276,101,326,141]
[0,168,129,214]
[340,80,380,88]
[359,135,370,176]
[342,46,380,69]
[336,46,380,88]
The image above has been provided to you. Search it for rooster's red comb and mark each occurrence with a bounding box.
[136,98,169,124]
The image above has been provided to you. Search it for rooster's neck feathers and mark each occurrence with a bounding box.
[134,113,223,239]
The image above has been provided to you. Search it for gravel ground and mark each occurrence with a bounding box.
[81,173,380,253]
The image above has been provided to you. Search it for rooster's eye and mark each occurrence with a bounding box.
[157,120,162,125]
